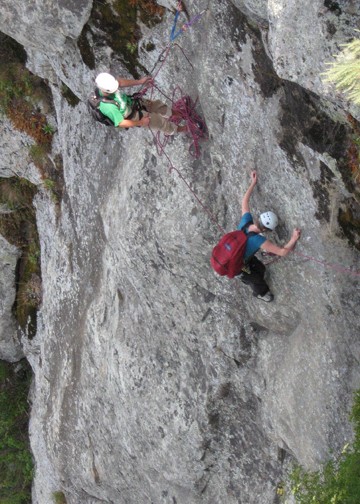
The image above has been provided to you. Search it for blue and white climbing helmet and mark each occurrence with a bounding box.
[260,211,278,231]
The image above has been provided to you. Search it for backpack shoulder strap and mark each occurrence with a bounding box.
[240,220,251,233]
[240,220,258,240]
[94,88,120,109]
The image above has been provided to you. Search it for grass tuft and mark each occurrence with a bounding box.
[322,33,360,105]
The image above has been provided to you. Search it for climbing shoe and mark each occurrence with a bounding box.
[256,291,274,303]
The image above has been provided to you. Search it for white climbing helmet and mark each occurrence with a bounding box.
[259,211,278,231]
[95,73,119,94]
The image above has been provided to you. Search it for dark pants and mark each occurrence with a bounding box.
[238,256,269,297]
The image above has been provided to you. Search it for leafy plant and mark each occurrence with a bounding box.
[289,390,360,503]
[42,123,55,135]
[0,64,32,113]
[42,178,60,204]
[323,33,360,105]
[126,42,137,55]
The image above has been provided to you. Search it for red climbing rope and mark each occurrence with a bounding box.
[146,87,208,159]
[171,89,208,158]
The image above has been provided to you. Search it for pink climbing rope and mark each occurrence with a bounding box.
[147,87,208,159]
[262,249,360,277]
[170,88,208,158]
[292,250,360,277]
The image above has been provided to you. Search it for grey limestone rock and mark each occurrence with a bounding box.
[0,234,22,361]
[0,117,41,184]
[0,0,92,54]
[0,0,359,503]
[267,0,360,119]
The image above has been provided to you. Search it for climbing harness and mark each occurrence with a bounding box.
[126,95,146,120]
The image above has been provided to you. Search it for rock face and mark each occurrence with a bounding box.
[0,1,360,503]
[268,0,360,117]
[0,0,92,53]
[0,235,22,362]
[0,116,44,185]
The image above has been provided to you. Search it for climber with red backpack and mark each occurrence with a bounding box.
[88,72,187,134]
[211,171,301,302]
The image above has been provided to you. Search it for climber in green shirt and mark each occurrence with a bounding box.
[95,73,187,134]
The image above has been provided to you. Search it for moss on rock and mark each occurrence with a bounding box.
[81,0,164,77]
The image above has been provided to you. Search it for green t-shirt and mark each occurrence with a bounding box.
[98,91,133,126]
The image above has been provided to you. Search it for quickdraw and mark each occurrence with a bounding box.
[170,1,208,41]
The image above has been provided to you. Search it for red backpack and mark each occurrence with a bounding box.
[210,230,248,278]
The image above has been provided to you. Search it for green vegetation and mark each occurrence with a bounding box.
[0,60,51,145]
[60,83,80,108]
[0,34,54,148]
[42,123,55,136]
[0,36,54,504]
[42,178,56,191]
[289,390,360,503]
[0,33,63,202]
[42,178,59,203]
[29,143,49,171]
[323,34,360,105]
[52,491,67,504]
[88,0,164,77]
[0,177,41,335]
[126,42,138,55]
[0,360,33,503]
[128,0,165,24]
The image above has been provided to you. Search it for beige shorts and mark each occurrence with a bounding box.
[133,99,178,135]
